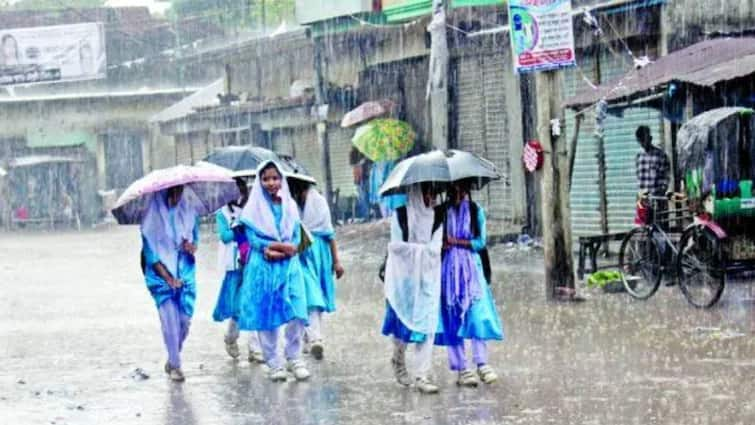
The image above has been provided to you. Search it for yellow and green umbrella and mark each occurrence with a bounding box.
[352,119,415,161]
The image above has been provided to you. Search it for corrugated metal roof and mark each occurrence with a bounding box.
[150,79,223,124]
[565,37,755,107]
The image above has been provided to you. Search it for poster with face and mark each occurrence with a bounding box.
[0,23,106,86]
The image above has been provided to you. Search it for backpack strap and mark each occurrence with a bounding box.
[396,206,409,242]
[469,201,492,285]
[469,201,480,238]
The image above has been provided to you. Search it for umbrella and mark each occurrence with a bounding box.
[352,119,415,161]
[379,149,501,196]
[111,165,237,224]
[341,99,396,128]
[202,146,282,177]
[277,154,317,185]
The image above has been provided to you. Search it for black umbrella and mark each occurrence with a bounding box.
[379,149,500,196]
[201,146,282,176]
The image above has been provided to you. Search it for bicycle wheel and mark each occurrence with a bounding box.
[676,225,725,308]
[619,226,663,299]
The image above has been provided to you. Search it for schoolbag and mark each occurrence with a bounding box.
[378,203,493,285]
[378,206,444,282]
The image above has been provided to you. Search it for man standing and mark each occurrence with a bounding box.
[635,125,670,197]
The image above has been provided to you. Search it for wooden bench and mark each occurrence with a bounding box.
[577,232,629,280]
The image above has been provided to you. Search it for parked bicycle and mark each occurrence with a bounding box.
[619,192,692,300]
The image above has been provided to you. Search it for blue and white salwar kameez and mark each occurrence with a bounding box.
[381,187,442,381]
[141,191,199,370]
[298,188,338,343]
[213,204,262,356]
[236,161,308,370]
[434,201,504,372]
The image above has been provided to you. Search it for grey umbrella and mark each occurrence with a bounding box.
[379,149,500,195]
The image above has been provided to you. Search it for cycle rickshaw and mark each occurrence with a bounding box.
[619,107,755,308]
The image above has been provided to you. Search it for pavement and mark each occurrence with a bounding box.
[1,222,755,424]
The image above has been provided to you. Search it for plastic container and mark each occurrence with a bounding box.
[740,180,753,198]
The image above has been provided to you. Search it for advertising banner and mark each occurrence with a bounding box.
[0,23,106,86]
[509,0,576,73]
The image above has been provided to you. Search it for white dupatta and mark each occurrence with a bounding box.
[384,186,442,334]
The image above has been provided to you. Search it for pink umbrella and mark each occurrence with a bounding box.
[340,99,396,128]
[111,165,237,224]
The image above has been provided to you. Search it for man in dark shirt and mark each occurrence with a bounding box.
[635,125,670,196]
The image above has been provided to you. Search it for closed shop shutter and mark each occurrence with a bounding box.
[566,46,663,236]
[328,126,356,198]
[452,53,514,224]
[272,129,295,157]
[565,54,602,237]
[175,135,192,165]
[600,49,663,234]
[290,126,324,188]
[103,132,144,190]
[190,132,209,164]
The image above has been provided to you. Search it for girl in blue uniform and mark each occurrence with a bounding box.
[435,180,504,387]
[381,183,443,394]
[288,177,344,360]
[213,177,264,363]
[140,185,200,382]
[237,161,310,382]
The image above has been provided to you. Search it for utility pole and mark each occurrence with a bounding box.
[428,0,449,150]
[535,71,577,301]
[312,37,334,213]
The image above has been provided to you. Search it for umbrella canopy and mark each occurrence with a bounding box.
[352,119,415,162]
[380,149,500,196]
[201,146,282,177]
[277,154,317,185]
[341,99,396,128]
[111,165,237,224]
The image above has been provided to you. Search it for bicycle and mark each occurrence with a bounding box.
[619,192,692,299]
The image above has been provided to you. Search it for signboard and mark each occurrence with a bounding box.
[0,23,106,87]
[508,0,576,73]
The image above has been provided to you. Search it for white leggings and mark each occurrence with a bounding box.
[393,335,434,379]
[225,319,262,353]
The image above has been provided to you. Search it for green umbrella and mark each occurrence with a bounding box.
[352,119,415,161]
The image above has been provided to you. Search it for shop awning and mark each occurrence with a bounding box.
[8,155,83,168]
[150,78,223,124]
[564,37,755,108]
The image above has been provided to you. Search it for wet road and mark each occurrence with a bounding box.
[1,224,755,424]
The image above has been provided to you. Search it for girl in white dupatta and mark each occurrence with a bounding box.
[140,185,200,382]
[381,183,443,394]
[289,177,345,361]
[212,177,264,363]
[237,161,310,382]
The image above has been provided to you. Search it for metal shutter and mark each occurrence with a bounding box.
[286,126,324,187]
[175,135,192,166]
[600,50,663,233]
[329,127,356,197]
[453,53,514,224]
[190,132,209,164]
[564,54,602,237]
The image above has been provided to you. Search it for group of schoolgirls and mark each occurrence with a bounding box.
[139,160,343,383]
[381,180,504,394]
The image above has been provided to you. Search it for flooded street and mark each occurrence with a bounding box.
[2,224,754,424]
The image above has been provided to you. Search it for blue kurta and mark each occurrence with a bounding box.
[435,205,504,346]
[141,214,199,318]
[300,231,337,313]
[237,204,308,331]
[212,211,241,322]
